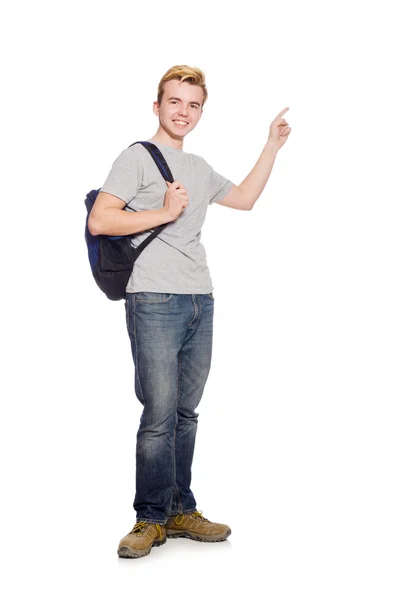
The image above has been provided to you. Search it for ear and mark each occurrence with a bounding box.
[152,101,160,116]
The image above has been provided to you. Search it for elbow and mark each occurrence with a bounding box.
[87,216,102,236]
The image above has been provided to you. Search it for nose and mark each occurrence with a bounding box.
[176,103,189,116]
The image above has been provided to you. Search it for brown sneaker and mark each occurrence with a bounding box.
[117,521,167,559]
[165,510,231,542]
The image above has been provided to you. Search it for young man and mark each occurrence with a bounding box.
[88,65,291,559]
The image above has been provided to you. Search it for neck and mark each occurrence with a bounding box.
[148,130,184,151]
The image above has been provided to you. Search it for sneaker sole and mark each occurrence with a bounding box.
[166,528,231,543]
[117,536,167,559]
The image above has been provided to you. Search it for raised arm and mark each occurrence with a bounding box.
[216,107,291,211]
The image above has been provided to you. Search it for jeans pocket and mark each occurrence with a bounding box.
[135,292,174,304]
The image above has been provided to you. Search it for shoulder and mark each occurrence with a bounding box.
[107,144,153,173]
[119,143,149,162]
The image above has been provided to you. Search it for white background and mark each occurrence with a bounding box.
[1,0,396,598]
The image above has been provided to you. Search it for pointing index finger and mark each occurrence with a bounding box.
[277,107,289,119]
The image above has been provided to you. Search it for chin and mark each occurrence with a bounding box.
[169,128,186,141]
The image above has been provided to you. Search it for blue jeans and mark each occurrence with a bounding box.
[124,292,215,525]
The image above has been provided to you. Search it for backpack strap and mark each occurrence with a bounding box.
[129,141,174,183]
[126,141,174,260]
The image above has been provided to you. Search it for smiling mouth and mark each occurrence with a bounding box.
[173,120,189,127]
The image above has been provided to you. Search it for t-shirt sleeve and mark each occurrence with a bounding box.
[207,164,234,205]
[100,147,143,204]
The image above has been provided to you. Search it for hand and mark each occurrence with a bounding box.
[267,107,291,150]
[163,180,189,221]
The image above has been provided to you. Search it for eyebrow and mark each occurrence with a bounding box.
[167,96,201,107]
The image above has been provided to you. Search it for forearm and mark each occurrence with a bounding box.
[89,207,172,236]
[239,142,279,209]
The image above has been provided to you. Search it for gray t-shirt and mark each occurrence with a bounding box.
[100,140,234,294]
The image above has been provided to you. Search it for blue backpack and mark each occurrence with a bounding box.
[84,141,174,301]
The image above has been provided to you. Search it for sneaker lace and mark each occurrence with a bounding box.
[191,510,210,523]
[175,510,210,525]
[131,521,162,536]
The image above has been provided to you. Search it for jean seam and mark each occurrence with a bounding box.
[125,296,129,331]
[132,294,144,401]
[187,295,198,328]
[135,293,174,304]
[168,509,197,516]
[173,352,183,514]
[135,519,167,525]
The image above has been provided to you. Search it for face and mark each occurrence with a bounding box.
[153,79,204,141]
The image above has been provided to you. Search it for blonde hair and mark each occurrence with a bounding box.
[157,65,208,108]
